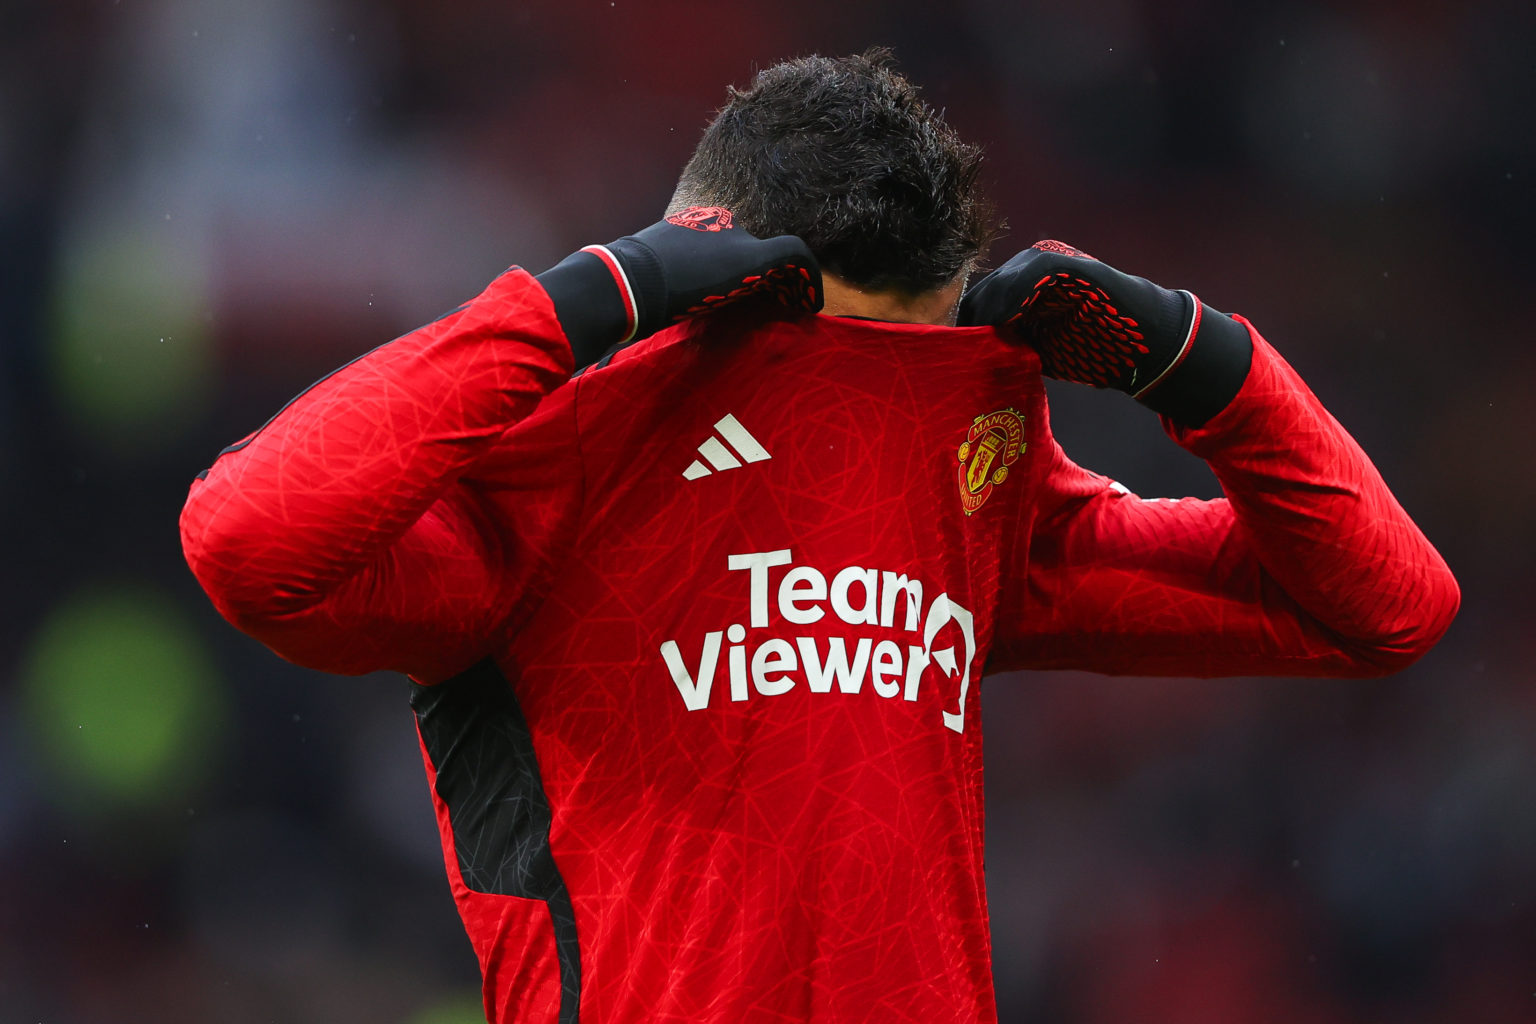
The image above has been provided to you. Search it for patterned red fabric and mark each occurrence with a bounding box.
[181,266,1458,1023]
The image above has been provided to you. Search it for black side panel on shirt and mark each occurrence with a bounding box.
[411,659,581,1023]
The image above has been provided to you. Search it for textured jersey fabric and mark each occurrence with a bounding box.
[181,265,1459,1023]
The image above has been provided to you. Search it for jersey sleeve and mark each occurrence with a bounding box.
[991,319,1460,678]
[179,267,582,683]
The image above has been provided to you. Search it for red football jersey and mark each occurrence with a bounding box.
[181,267,1457,1023]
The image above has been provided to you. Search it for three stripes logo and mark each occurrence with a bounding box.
[682,414,771,480]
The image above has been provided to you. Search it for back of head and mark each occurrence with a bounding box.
[670,49,997,296]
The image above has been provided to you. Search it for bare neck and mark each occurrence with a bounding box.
[819,272,967,326]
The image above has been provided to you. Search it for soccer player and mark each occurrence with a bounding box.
[181,51,1457,1024]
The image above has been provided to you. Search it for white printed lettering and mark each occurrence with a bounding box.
[727,549,792,628]
[751,638,797,696]
[779,565,827,625]
[870,640,902,697]
[660,550,981,731]
[830,565,879,626]
[798,636,872,694]
[727,623,749,702]
[903,644,930,701]
[880,572,924,631]
[660,632,722,711]
[921,596,977,734]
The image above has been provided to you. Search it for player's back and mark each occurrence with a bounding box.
[419,310,1051,1023]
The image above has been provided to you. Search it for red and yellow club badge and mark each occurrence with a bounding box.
[957,408,1026,515]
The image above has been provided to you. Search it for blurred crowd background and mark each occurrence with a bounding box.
[3,1,1532,1021]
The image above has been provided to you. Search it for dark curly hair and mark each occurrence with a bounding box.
[668,49,997,295]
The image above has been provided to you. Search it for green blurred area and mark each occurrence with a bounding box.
[48,225,214,450]
[21,584,227,814]
[409,991,486,1024]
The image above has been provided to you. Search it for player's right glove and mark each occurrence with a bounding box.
[959,241,1252,427]
[536,206,822,369]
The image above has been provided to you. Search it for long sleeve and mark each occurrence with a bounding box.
[991,320,1459,677]
[180,267,581,682]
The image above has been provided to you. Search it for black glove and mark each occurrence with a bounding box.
[536,206,822,368]
[959,240,1252,427]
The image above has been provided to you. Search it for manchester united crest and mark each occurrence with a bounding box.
[956,408,1026,515]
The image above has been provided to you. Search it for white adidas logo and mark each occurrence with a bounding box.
[682,414,771,480]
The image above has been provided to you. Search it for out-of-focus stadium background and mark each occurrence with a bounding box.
[3,1,1531,1021]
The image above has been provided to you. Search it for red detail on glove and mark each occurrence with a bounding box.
[679,263,819,318]
[1031,239,1095,260]
[665,207,735,232]
[1028,271,1151,388]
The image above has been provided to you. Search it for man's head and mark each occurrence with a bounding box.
[669,49,997,299]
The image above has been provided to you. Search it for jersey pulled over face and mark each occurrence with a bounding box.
[435,309,1031,1023]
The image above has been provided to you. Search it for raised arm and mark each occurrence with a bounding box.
[181,211,821,681]
[995,328,1458,676]
[180,268,579,680]
[965,242,1459,677]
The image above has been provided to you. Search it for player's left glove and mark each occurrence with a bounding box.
[959,241,1252,427]
[536,206,822,369]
